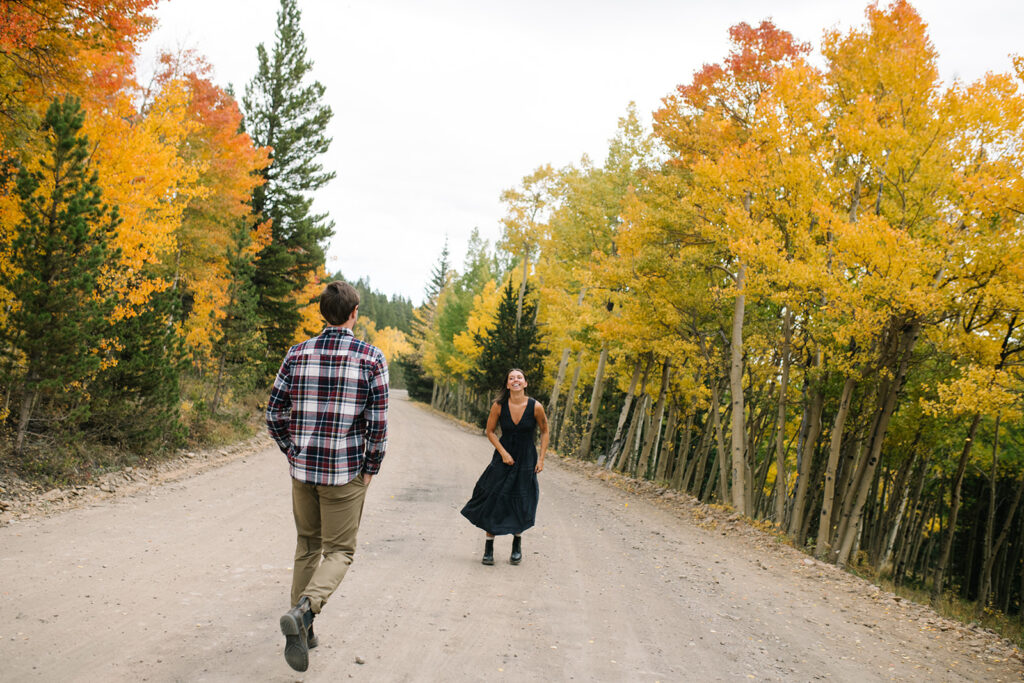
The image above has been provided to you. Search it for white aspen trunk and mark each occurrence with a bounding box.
[629,394,651,475]
[686,414,714,493]
[616,358,652,471]
[836,321,920,566]
[729,263,748,514]
[547,348,571,422]
[979,450,1024,610]
[836,383,905,567]
[550,289,587,443]
[655,403,678,482]
[15,385,38,455]
[815,376,856,560]
[978,415,1000,609]
[515,255,529,328]
[773,308,792,526]
[879,481,911,573]
[605,356,643,469]
[557,351,584,451]
[638,359,670,478]
[457,379,466,419]
[672,409,696,488]
[931,413,982,600]
[713,380,729,504]
[789,360,824,539]
[577,342,609,459]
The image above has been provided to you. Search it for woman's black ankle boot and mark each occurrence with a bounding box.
[482,538,495,565]
[510,535,522,565]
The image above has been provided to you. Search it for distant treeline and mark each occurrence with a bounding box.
[342,275,415,336]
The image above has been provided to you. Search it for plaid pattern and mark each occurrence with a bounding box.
[266,326,389,485]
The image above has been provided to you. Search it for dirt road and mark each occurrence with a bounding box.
[1,392,1021,682]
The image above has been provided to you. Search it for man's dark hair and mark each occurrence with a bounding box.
[320,281,359,325]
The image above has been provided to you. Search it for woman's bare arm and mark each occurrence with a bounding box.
[486,402,514,465]
[534,401,549,473]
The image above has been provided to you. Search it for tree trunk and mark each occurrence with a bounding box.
[789,368,824,538]
[557,351,584,452]
[884,454,928,575]
[729,263,748,514]
[606,356,644,469]
[1004,515,1024,612]
[871,435,919,567]
[672,410,696,489]
[210,354,227,415]
[15,384,38,455]
[457,379,466,420]
[931,412,982,602]
[879,474,911,573]
[899,496,934,587]
[577,342,609,460]
[835,322,919,566]
[515,255,528,328]
[772,308,793,525]
[547,289,586,435]
[628,395,652,476]
[655,403,678,482]
[703,445,720,503]
[683,412,714,493]
[978,420,1024,611]
[983,473,1024,609]
[714,380,730,504]
[638,359,671,479]
[615,357,651,472]
[547,347,571,436]
[977,415,1000,611]
[892,457,928,584]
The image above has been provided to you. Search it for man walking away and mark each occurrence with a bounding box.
[265,281,389,672]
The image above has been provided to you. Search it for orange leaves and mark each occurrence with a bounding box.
[292,266,328,345]
[2,3,275,375]
[722,21,810,85]
[164,53,270,363]
[0,0,159,133]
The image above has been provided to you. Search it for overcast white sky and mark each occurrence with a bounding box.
[139,0,1023,305]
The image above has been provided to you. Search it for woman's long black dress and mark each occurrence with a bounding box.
[460,397,540,535]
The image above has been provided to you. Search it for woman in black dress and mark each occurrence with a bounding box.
[461,368,549,565]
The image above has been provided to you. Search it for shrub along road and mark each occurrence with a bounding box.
[1,392,1021,681]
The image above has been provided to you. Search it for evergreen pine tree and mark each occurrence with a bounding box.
[410,240,450,345]
[211,220,269,412]
[424,238,451,304]
[472,279,547,401]
[1,96,120,454]
[89,287,186,451]
[401,243,452,402]
[243,0,334,370]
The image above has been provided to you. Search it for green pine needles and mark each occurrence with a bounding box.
[243,0,335,369]
[472,279,548,403]
[3,96,121,455]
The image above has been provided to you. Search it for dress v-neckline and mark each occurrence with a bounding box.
[508,398,529,426]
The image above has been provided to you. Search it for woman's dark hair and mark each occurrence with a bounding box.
[493,368,526,405]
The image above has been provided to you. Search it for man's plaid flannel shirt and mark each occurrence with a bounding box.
[266,326,389,486]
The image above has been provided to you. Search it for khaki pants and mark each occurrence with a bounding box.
[290,475,368,613]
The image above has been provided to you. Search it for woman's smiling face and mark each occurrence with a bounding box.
[507,370,527,392]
